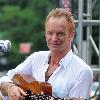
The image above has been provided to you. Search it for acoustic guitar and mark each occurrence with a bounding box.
[12,74,85,100]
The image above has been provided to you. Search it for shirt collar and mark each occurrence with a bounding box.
[43,50,51,65]
[59,49,73,69]
[44,49,73,69]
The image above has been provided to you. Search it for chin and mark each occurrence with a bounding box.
[50,48,61,53]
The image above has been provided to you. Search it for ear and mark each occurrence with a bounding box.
[69,31,74,40]
[70,28,75,38]
[69,21,75,39]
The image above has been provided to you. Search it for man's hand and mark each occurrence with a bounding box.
[1,82,27,100]
[8,85,27,100]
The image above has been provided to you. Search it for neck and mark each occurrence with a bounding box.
[49,49,71,66]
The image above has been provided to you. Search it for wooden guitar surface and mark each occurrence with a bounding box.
[12,74,52,96]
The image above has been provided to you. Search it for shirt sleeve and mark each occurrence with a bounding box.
[0,53,34,85]
[69,66,93,99]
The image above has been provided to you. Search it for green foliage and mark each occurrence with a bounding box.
[0,0,58,70]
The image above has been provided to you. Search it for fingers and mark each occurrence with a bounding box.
[18,88,27,96]
[8,85,26,100]
[15,90,24,100]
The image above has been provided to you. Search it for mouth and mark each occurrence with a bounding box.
[51,44,60,47]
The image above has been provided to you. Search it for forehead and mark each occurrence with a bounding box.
[45,17,69,31]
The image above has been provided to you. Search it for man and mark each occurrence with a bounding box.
[0,8,93,100]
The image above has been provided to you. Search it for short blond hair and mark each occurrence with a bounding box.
[45,8,75,35]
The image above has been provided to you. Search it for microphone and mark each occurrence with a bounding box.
[0,40,11,53]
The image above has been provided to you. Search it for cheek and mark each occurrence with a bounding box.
[45,36,50,46]
[45,37,49,42]
[62,37,70,45]
[45,35,51,42]
[45,34,48,41]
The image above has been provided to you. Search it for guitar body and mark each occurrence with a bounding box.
[12,74,65,100]
[12,74,52,96]
[12,74,84,100]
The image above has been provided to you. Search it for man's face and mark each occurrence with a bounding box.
[45,17,73,53]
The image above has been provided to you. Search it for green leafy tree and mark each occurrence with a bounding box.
[0,0,59,70]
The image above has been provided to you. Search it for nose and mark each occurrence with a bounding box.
[51,33,58,41]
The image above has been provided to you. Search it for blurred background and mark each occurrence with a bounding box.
[0,0,100,99]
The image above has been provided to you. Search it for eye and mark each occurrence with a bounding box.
[46,32,53,36]
[57,32,65,36]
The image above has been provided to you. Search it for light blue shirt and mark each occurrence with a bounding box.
[0,50,93,99]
